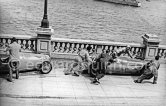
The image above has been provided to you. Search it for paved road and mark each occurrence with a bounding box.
[0,65,166,106]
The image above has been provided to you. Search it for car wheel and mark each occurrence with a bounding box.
[40,61,52,74]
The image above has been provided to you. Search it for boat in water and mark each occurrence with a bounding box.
[95,0,141,7]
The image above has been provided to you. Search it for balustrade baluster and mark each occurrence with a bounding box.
[64,43,69,53]
[27,40,31,50]
[63,43,67,53]
[80,44,84,51]
[30,40,35,51]
[58,42,63,53]
[91,45,96,54]
[132,47,137,56]
[22,40,26,50]
[157,49,162,58]
[75,43,80,54]
[114,46,118,52]
[72,43,76,53]
[33,40,35,52]
[18,40,21,45]
[25,40,29,50]
[105,45,108,52]
[109,46,113,53]
[135,48,139,57]
[67,43,71,53]
[137,48,141,57]
[2,39,6,45]
[20,40,24,49]
[60,43,65,53]
[161,49,165,59]
[69,43,74,53]
[164,50,166,58]
[102,45,105,53]
[130,47,134,55]
[7,39,11,44]
[53,42,57,52]
[63,43,66,53]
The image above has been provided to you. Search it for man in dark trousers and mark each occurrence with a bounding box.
[92,50,116,84]
[0,37,21,82]
[134,55,160,84]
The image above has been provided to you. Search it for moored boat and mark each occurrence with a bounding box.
[95,0,141,7]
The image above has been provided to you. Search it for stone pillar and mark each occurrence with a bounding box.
[36,27,54,55]
[142,34,160,60]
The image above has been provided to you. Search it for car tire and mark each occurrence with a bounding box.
[40,61,52,74]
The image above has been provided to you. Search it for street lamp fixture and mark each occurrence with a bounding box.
[41,0,49,28]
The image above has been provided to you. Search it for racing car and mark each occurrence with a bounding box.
[90,56,147,76]
[0,52,52,79]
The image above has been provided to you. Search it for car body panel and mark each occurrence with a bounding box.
[0,52,51,72]
[106,57,147,75]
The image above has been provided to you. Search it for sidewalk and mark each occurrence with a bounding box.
[0,65,166,106]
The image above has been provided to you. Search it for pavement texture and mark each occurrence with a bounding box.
[0,64,166,106]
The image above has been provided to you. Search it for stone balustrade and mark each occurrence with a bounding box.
[158,45,166,59]
[0,34,37,53]
[51,37,145,59]
[0,34,166,62]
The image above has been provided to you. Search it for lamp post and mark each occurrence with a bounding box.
[41,0,49,28]
[36,0,54,55]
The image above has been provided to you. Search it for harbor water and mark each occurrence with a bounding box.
[0,0,166,44]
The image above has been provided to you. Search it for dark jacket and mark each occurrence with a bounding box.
[96,53,114,63]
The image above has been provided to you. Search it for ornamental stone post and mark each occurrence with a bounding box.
[142,34,160,60]
[36,27,54,55]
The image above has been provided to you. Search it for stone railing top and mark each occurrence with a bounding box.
[51,37,144,47]
[0,34,36,39]
[159,45,166,49]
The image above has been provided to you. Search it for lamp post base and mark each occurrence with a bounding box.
[41,18,49,28]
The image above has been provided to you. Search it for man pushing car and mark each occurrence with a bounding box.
[134,55,160,84]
